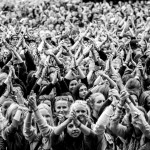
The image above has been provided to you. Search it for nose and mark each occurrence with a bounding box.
[78,111,83,116]
[72,125,77,130]
[59,107,64,113]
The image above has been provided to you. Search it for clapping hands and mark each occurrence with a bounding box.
[28,91,37,111]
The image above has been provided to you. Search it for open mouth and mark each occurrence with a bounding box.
[72,132,79,137]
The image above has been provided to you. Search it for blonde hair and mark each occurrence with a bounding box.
[70,100,91,117]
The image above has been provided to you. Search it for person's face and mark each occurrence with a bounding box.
[11,37,18,46]
[40,109,52,125]
[79,85,87,99]
[75,105,87,117]
[3,49,9,57]
[55,100,69,116]
[94,95,105,112]
[146,96,150,111]
[67,121,81,138]
[69,80,78,93]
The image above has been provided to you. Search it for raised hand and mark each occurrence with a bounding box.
[15,88,24,105]
[70,110,81,127]
[57,114,66,124]
[41,65,48,79]
[120,90,129,106]
[109,88,120,101]
[28,92,37,111]
[11,65,17,79]
[51,70,58,84]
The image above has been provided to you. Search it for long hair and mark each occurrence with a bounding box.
[72,83,87,100]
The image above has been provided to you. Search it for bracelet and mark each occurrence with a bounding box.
[28,110,33,113]
[76,122,81,128]
[34,108,38,112]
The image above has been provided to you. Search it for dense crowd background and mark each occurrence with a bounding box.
[0,0,150,150]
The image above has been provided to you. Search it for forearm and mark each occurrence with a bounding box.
[77,66,86,79]
[75,46,81,59]
[34,109,54,137]
[71,38,81,51]
[13,49,23,63]
[105,76,117,88]
[79,123,91,135]
[93,76,101,86]
[90,85,100,93]
[76,55,84,66]
[54,118,70,135]
[65,70,73,80]
[87,70,94,84]
[94,105,114,135]
[53,55,63,66]
[38,41,44,53]
[56,48,62,58]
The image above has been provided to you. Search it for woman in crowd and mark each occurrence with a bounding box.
[0,0,150,150]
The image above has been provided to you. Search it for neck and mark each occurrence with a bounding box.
[93,110,98,119]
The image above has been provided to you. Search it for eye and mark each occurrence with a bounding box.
[81,110,86,113]
[76,110,80,114]
[96,100,102,104]
[57,106,61,109]
[68,124,73,128]
[62,106,67,109]
[45,115,50,118]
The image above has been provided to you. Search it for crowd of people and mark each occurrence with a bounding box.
[0,0,150,150]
